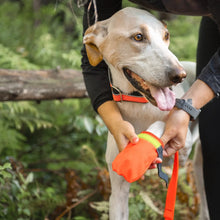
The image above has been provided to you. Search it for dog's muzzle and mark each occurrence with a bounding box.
[123,68,157,106]
[123,68,177,111]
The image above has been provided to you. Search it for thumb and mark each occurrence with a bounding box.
[117,130,138,152]
[160,134,170,158]
[127,132,139,144]
[160,131,176,157]
[160,129,172,146]
[124,125,139,144]
[160,133,169,146]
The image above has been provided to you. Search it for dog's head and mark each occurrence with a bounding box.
[83,7,186,111]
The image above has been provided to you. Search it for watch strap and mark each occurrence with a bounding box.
[175,98,201,120]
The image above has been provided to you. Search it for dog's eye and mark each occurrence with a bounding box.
[164,32,170,41]
[134,33,143,41]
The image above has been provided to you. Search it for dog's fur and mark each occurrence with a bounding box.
[83,7,208,220]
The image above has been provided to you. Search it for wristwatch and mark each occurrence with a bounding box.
[175,98,201,121]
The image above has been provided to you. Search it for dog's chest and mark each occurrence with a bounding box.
[117,102,168,133]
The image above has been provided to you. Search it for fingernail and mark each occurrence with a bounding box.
[132,137,139,143]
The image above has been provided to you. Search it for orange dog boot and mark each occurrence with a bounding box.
[112,131,168,184]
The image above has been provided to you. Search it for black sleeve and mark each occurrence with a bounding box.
[196,10,220,97]
[198,48,220,96]
[81,0,122,112]
[207,0,220,29]
[129,0,167,12]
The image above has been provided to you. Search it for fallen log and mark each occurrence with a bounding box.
[0,68,88,101]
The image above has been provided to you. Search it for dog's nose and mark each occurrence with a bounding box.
[168,67,187,84]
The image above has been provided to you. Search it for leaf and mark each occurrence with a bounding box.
[90,201,109,213]
[24,120,35,133]
[13,179,21,190]
[25,172,34,184]
[83,116,94,134]
[139,191,163,215]
[95,115,104,124]
[96,124,107,136]
[81,145,100,167]
[0,178,5,185]
[22,208,31,216]
[0,170,12,179]
[0,44,39,70]
[74,216,90,220]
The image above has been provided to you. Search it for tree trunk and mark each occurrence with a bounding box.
[0,68,87,101]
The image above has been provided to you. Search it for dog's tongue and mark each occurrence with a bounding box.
[149,86,175,111]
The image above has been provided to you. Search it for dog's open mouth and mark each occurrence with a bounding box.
[123,68,175,111]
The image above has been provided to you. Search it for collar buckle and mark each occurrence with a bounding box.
[111,84,123,102]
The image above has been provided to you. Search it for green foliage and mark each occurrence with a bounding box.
[0,162,12,184]
[168,15,201,61]
[90,201,109,220]
[0,0,83,70]
[0,99,107,219]
[0,101,53,155]
[0,44,38,70]
[128,180,165,220]
[0,167,65,220]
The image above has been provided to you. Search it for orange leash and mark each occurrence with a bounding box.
[164,151,179,220]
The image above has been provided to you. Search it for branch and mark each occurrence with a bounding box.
[55,189,97,220]
[0,68,88,101]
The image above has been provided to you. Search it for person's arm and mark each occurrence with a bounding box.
[81,0,140,152]
[81,0,122,111]
[98,101,162,168]
[97,101,139,151]
[161,44,220,156]
[161,79,215,156]
[182,79,215,109]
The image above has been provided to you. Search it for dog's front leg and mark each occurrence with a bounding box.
[106,133,130,220]
[108,163,130,220]
[193,140,210,220]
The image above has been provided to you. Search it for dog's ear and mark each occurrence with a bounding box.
[83,20,109,66]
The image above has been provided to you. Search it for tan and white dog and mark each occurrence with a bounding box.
[83,7,209,220]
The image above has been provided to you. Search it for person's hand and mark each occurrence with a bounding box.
[111,119,162,173]
[161,107,190,157]
[110,119,139,152]
[97,101,162,170]
[149,158,162,169]
[97,101,138,152]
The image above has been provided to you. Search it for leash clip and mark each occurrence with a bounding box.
[157,146,169,187]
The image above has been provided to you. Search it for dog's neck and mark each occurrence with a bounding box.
[107,63,167,132]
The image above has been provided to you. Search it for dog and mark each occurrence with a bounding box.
[83,7,208,220]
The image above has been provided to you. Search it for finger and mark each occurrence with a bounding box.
[153,157,162,164]
[131,136,139,144]
[141,175,145,180]
[149,164,157,169]
[117,144,125,152]
[116,136,128,152]
[160,133,170,146]
[149,157,162,169]
[123,126,139,144]
[116,133,137,152]
[163,145,177,157]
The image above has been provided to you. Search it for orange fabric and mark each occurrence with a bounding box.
[112,132,179,219]
[112,93,149,103]
[164,151,179,220]
[112,138,157,183]
[110,83,149,103]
